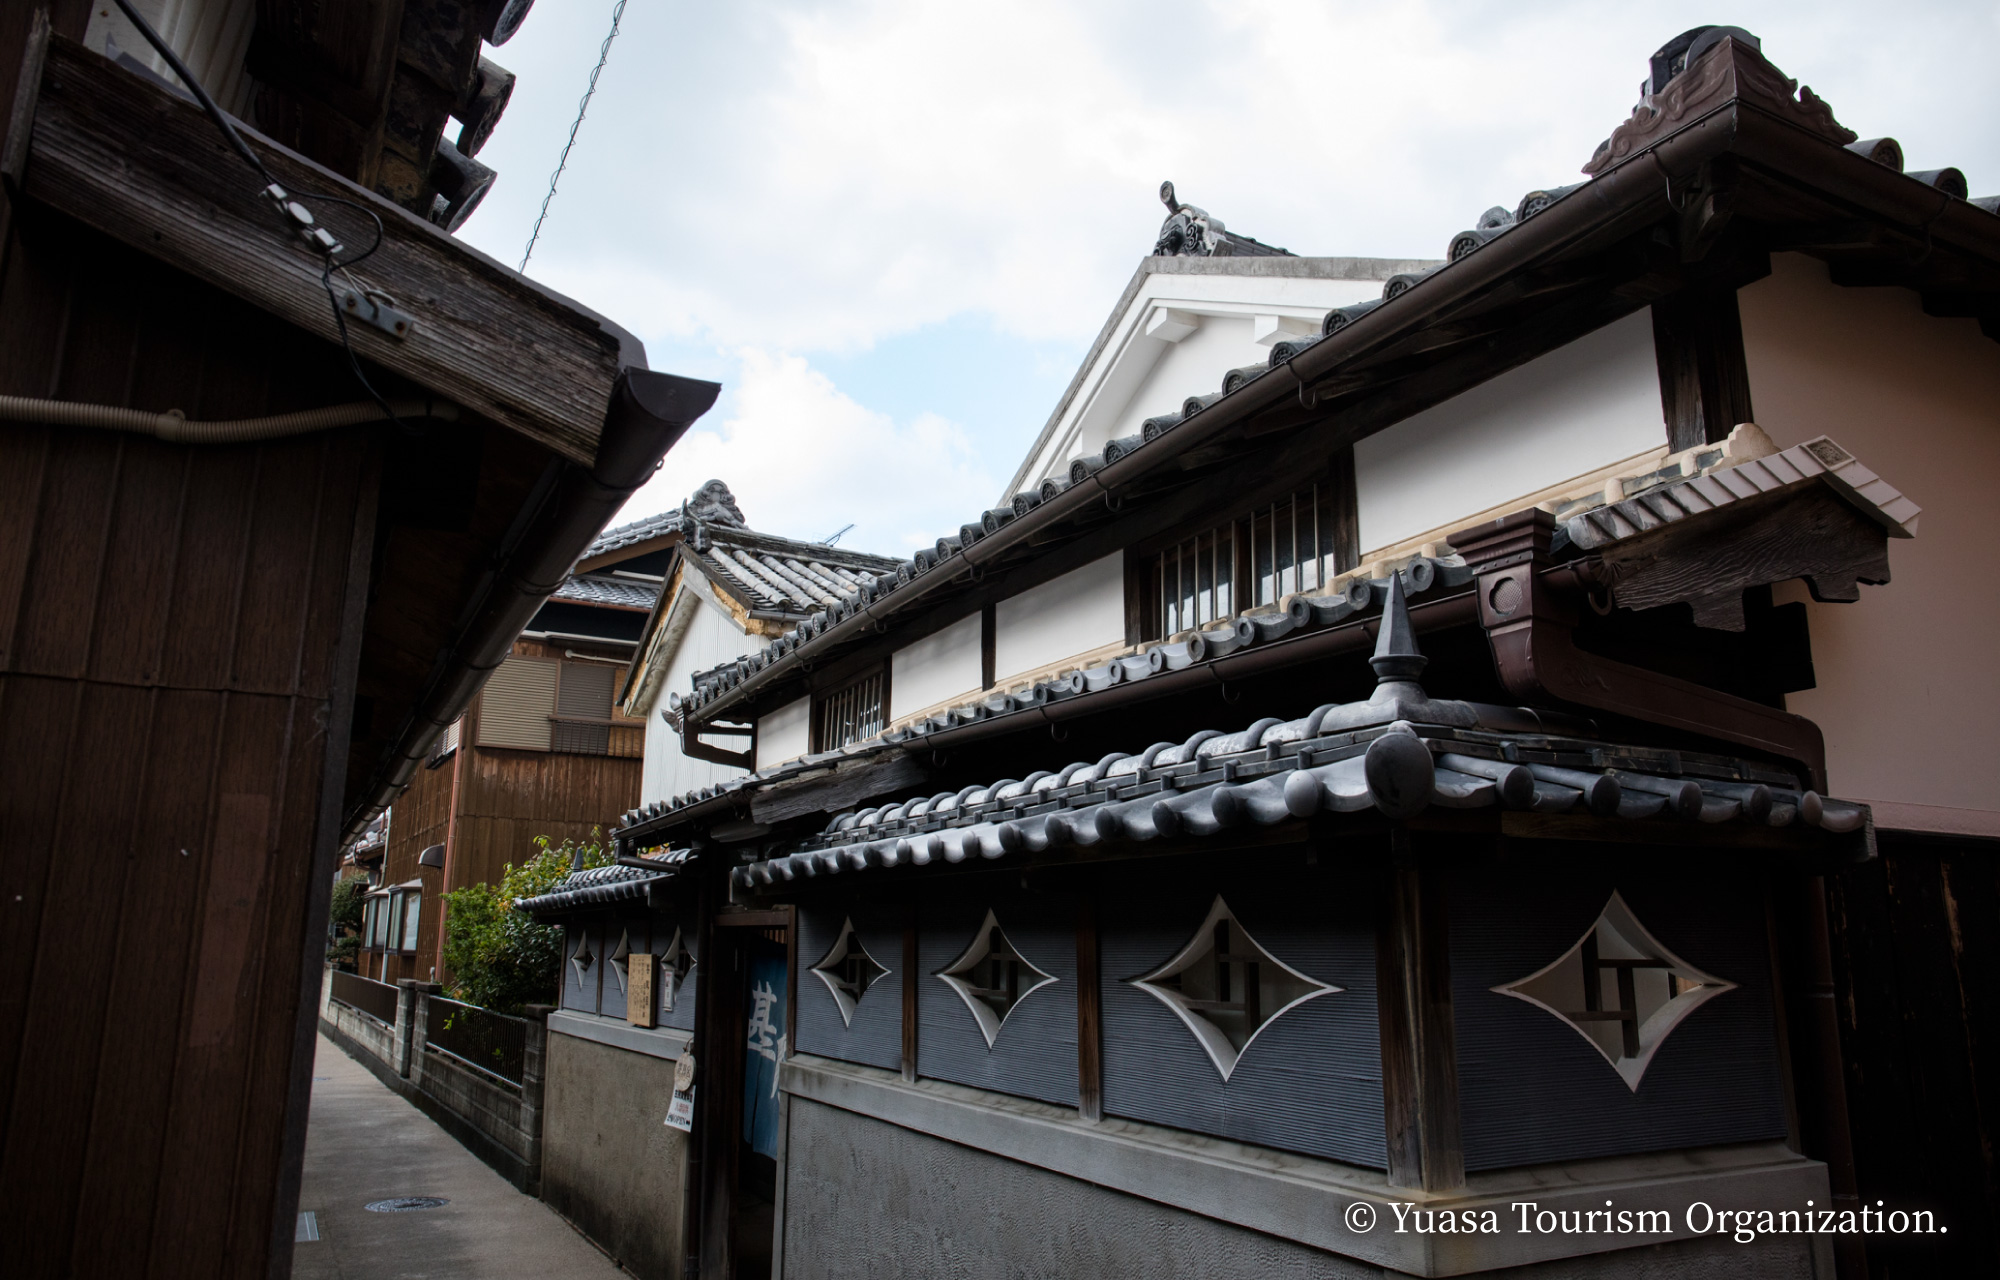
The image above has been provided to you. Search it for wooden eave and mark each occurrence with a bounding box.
[575,529,683,575]
[17,37,635,465]
[683,57,2000,743]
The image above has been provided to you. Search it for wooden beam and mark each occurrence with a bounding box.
[24,38,625,465]
[748,751,928,826]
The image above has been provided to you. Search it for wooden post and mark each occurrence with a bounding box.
[1376,832,1464,1191]
[902,904,919,1083]
[1076,894,1104,1122]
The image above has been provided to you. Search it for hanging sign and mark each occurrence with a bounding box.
[665,1086,694,1133]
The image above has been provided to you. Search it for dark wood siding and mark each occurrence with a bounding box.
[1828,833,2000,1276]
[0,205,377,1277]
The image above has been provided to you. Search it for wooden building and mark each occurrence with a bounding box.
[535,27,1996,1280]
[0,5,718,1277]
[359,529,665,986]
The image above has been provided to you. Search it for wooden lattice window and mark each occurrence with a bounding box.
[812,668,885,753]
[1139,467,1357,640]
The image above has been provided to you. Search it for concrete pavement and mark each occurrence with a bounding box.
[292,1033,627,1279]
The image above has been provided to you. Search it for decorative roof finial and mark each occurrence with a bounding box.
[1370,569,1429,687]
[686,479,747,529]
[1160,180,1181,214]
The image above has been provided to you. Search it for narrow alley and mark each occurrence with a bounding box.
[292,1037,626,1280]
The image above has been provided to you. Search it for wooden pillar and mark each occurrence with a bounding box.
[1652,284,1754,451]
[1376,832,1464,1191]
[901,903,919,1083]
[1076,894,1103,1122]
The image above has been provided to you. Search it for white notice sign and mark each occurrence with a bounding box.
[665,1088,694,1133]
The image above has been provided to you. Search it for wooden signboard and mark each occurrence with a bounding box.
[627,953,656,1027]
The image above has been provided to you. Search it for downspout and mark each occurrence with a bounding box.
[1462,513,1828,788]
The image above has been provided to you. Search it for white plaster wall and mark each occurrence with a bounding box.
[756,697,812,771]
[639,600,763,804]
[1024,270,1389,489]
[1354,310,1667,554]
[994,554,1126,683]
[1740,253,2000,834]
[891,613,983,721]
[1108,315,1265,448]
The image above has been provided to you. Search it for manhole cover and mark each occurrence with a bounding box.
[365,1197,449,1213]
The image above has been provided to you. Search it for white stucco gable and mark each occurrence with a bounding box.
[1006,255,1438,499]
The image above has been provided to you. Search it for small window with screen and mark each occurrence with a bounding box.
[812,667,886,753]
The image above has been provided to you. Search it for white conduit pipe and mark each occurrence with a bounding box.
[0,395,457,444]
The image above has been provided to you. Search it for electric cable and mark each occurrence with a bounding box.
[519,0,628,271]
[111,0,415,435]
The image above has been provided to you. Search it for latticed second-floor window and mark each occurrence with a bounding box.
[812,669,885,753]
[1150,481,1352,637]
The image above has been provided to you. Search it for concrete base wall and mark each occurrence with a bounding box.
[542,1028,689,1280]
[324,994,396,1063]
[780,1100,1823,1280]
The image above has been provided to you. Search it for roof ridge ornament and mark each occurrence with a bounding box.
[1154,179,1222,257]
[1370,570,1428,687]
[1582,31,1855,177]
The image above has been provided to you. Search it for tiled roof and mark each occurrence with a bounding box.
[584,479,749,558]
[514,853,687,919]
[588,510,684,557]
[672,25,1990,734]
[1152,181,1293,258]
[728,577,1867,889]
[686,526,902,621]
[1557,433,1920,548]
[551,574,660,610]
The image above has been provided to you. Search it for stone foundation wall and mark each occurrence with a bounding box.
[779,1098,1826,1280]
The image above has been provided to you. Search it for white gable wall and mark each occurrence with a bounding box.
[638,594,764,804]
[1738,253,2000,835]
[1017,268,1392,493]
[1353,310,1667,555]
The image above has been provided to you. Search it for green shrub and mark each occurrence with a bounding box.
[326,933,360,971]
[440,831,612,1014]
[329,873,368,933]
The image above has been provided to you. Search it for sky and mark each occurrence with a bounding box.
[455,0,2000,557]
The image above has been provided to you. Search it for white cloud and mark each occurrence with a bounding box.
[462,0,2000,554]
[620,349,995,557]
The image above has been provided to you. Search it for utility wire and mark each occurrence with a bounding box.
[110,0,412,435]
[519,0,628,272]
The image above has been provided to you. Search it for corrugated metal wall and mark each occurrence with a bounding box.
[0,205,377,1277]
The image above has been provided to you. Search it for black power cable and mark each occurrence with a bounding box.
[111,0,413,435]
